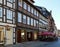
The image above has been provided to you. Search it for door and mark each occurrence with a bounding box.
[27,32,32,41]
[17,29,21,43]
[6,28,13,45]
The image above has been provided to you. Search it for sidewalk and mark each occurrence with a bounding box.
[6,41,49,47]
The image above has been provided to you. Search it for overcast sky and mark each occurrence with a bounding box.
[34,0,60,29]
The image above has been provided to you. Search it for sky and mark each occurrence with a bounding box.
[34,0,60,30]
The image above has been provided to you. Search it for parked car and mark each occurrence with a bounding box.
[38,31,58,41]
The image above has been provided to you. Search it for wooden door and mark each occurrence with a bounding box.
[17,30,21,43]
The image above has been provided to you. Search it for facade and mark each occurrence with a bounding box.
[16,0,39,43]
[0,0,16,45]
[16,0,49,44]
[36,6,51,32]
[0,0,55,45]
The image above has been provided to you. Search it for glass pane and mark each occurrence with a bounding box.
[7,2,12,8]
[31,7,33,14]
[23,2,26,9]
[18,12,22,22]
[31,18,33,26]
[34,20,36,26]
[0,7,2,17]
[23,15,26,24]
[7,10,12,20]
[27,17,30,25]
[28,5,30,12]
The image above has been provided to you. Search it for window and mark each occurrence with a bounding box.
[27,17,30,25]
[40,19,48,24]
[7,2,12,8]
[37,11,39,16]
[34,20,36,26]
[31,18,33,26]
[0,7,2,17]
[34,9,36,16]
[18,12,22,22]
[28,5,30,12]
[31,7,33,14]
[0,0,2,4]
[36,21,38,27]
[23,2,27,9]
[7,10,12,20]
[7,0,15,8]
[18,0,22,7]
[23,15,26,24]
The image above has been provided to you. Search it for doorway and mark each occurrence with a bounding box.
[6,27,13,45]
[0,27,4,44]
[27,32,32,41]
[17,29,26,43]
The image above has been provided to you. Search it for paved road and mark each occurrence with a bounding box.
[37,37,60,47]
[1,37,60,47]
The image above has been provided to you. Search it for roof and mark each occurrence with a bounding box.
[35,6,51,18]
